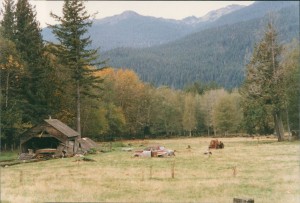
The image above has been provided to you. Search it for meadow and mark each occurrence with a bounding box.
[1,137,299,203]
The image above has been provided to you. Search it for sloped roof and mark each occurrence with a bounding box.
[44,119,79,137]
[78,137,99,151]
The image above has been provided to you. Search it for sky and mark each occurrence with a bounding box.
[1,1,255,28]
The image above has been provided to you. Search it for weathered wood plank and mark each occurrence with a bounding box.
[233,198,254,203]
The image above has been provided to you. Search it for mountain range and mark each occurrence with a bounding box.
[42,4,245,51]
[42,1,300,89]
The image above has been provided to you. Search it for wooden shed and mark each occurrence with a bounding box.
[20,119,80,157]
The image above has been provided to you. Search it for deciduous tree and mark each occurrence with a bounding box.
[182,93,196,136]
[281,39,300,132]
[0,37,26,147]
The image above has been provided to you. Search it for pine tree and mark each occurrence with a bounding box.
[49,0,105,137]
[14,0,50,124]
[15,0,43,65]
[0,0,15,40]
[241,22,285,141]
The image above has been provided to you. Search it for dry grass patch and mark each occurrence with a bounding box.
[1,137,299,202]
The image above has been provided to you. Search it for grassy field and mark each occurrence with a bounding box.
[1,137,299,203]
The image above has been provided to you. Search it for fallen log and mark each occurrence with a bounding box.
[0,158,50,167]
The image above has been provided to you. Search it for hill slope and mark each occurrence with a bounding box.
[103,4,299,89]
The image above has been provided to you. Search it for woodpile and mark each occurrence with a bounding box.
[35,148,57,159]
[19,153,35,160]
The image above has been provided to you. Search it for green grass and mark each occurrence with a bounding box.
[1,137,299,203]
[0,150,19,161]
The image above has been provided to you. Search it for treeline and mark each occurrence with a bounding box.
[74,46,300,141]
[84,45,299,141]
[85,68,244,140]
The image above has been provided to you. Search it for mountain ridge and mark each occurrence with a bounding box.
[42,3,246,51]
[41,1,299,89]
[102,3,299,89]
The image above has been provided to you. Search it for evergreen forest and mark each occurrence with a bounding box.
[103,5,299,89]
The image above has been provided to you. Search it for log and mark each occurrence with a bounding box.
[233,198,254,203]
[0,158,49,167]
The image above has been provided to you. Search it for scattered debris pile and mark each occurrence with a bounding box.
[18,153,35,160]
[133,145,175,158]
[209,139,224,149]
[35,148,57,159]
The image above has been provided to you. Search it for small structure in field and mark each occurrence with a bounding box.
[20,119,99,159]
[209,139,224,149]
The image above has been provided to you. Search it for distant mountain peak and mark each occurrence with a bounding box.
[201,4,246,22]
[96,10,141,25]
[181,4,246,25]
[120,10,140,18]
[182,16,199,25]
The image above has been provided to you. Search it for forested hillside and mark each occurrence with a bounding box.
[195,1,299,31]
[103,5,299,89]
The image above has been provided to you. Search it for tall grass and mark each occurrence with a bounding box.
[1,137,299,202]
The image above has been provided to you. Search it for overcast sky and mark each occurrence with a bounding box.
[1,1,255,28]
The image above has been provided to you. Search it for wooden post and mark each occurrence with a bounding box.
[19,170,23,184]
[141,169,144,181]
[233,166,237,177]
[149,165,152,179]
[233,198,254,203]
[171,161,175,179]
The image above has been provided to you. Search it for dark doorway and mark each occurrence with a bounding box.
[22,137,60,153]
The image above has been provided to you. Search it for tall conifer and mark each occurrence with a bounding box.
[241,22,285,141]
[14,0,49,124]
[50,0,104,137]
[0,0,15,40]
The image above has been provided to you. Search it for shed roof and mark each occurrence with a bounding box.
[78,137,99,151]
[44,119,79,137]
